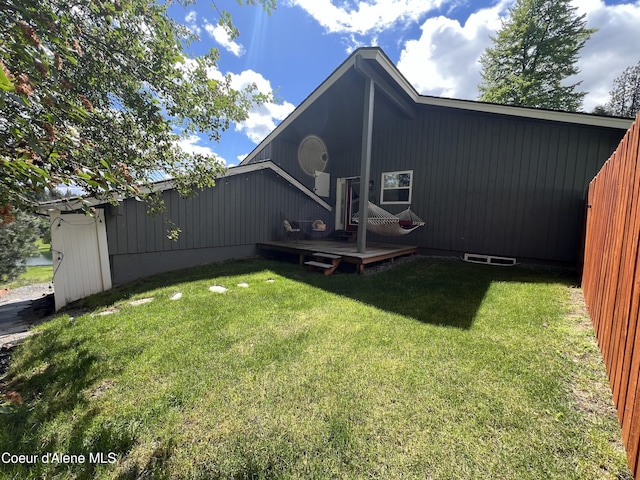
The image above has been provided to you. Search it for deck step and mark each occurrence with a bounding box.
[304,260,336,269]
[304,256,342,275]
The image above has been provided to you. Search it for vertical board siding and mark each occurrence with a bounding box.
[105,169,328,278]
[582,115,640,477]
[361,105,623,262]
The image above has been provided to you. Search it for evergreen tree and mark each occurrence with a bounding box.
[478,0,595,111]
[605,61,640,118]
[0,211,39,283]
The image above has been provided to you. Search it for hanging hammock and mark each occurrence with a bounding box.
[352,201,425,236]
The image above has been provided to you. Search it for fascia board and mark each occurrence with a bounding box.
[225,161,332,212]
[37,180,178,213]
[356,48,420,101]
[38,196,106,213]
[40,162,331,213]
[416,96,634,130]
[359,48,633,130]
[239,56,359,166]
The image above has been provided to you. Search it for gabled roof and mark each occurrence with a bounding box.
[240,47,633,166]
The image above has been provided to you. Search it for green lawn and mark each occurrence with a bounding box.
[35,238,52,258]
[0,265,53,290]
[0,239,53,289]
[0,257,631,479]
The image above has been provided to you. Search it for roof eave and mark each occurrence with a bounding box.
[239,48,372,166]
[39,161,332,213]
[225,161,332,211]
[417,96,634,129]
[237,48,631,165]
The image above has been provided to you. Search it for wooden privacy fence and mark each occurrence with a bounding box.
[583,113,640,477]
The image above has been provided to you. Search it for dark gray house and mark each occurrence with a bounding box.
[44,47,632,307]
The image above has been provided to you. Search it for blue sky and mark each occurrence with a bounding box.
[167,0,640,167]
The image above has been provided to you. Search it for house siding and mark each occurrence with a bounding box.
[105,168,330,285]
[359,105,623,263]
[252,88,623,264]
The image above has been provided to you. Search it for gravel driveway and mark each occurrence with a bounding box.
[0,283,55,349]
[0,283,55,378]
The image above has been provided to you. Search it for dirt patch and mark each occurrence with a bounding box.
[361,254,424,275]
[565,286,619,418]
[89,379,115,400]
[567,287,595,332]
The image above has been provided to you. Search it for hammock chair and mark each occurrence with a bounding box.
[352,201,425,236]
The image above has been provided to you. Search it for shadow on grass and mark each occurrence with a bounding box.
[0,256,578,478]
[65,257,287,312]
[273,254,578,330]
[0,326,129,479]
[67,254,577,331]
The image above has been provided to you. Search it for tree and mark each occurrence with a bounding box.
[0,211,40,283]
[604,61,640,118]
[478,0,595,111]
[0,0,275,216]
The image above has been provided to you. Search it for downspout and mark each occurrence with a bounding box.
[357,74,375,254]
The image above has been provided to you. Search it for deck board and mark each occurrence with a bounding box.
[257,240,417,272]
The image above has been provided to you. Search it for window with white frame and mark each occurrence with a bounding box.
[380,170,413,204]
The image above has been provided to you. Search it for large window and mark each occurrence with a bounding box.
[380,170,413,204]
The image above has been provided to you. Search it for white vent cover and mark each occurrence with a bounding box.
[298,135,328,176]
[463,253,517,266]
[314,171,330,197]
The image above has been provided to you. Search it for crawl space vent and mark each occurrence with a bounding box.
[463,253,517,266]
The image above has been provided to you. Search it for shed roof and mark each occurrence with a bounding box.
[39,161,331,213]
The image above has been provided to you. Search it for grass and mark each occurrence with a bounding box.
[0,257,631,479]
[0,265,53,290]
[0,239,53,289]
[35,238,52,258]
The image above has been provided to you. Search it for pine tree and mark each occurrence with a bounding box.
[605,61,640,118]
[0,211,39,283]
[478,0,595,111]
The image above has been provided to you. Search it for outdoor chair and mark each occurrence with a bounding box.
[280,213,302,241]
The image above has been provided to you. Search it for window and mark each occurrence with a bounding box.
[380,170,413,204]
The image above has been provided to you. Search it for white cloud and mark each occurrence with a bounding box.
[235,101,296,144]
[343,33,379,54]
[395,0,640,112]
[177,61,294,145]
[184,10,202,36]
[574,1,640,111]
[288,0,443,35]
[397,2,507,100]
[204,21,245,57]
[228,70,296,144]
[177,57,225,83]
[176,135,225,163]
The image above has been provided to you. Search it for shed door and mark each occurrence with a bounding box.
[50,209,112,310]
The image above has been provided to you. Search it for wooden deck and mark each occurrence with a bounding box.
[257,240,418,273]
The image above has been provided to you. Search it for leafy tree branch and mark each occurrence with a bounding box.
[0,0,275,221]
